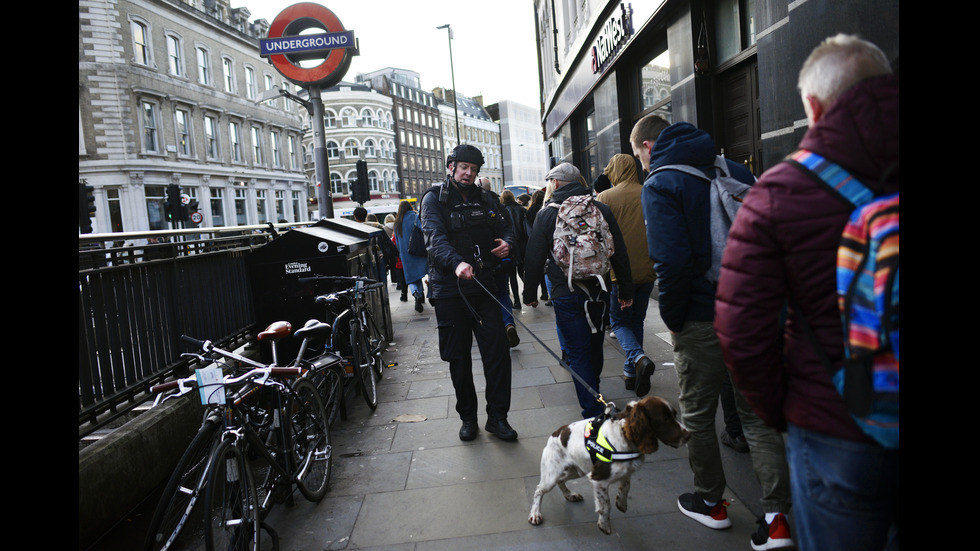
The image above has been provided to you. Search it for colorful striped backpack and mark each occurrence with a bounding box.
[788,150,899,449]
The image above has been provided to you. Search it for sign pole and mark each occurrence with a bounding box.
[309,85,333,219]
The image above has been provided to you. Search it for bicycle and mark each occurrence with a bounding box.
[145,327,331,551]
[313,278,391,410]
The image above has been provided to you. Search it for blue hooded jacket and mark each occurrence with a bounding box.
[640,122,754,332]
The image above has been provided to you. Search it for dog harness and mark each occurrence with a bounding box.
[584,411,641,463]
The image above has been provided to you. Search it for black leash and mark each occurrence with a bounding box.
[468,275,614,412]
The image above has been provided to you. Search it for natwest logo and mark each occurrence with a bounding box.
[591,3,634,74]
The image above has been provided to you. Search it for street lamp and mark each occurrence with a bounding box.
[436,24,461,142]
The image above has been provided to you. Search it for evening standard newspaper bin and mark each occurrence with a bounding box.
[245,219,393,363]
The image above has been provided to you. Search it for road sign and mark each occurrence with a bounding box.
[190,211,203,224]
[263,3,357,87]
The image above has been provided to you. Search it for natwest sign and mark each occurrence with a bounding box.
[591,3,634,74]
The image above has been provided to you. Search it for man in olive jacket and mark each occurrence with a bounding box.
[597,154,657,396]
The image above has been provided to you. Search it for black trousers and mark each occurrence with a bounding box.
[432,293,513,421]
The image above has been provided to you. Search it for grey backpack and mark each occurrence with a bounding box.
[652,155,753,283]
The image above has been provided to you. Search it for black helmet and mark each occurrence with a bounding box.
[446,144,484,168]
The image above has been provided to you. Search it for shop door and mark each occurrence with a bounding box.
[717,59,761,176]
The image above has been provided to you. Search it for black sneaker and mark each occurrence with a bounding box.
[634,356,655,397]
[414,293,424,313]
[485,417,518,441]
[677,492,732,529]
[459,419,479,441]
[721,431,750,453]
[751,513,794,550]
[506,324,520,347]
[624,376,636,391]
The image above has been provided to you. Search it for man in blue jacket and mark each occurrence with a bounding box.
[636,116,793,549]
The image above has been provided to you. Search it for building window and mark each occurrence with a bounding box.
[324,110,336,128]
[256,189,267,222]
[344,139,359,159]
[146,185,167,230]
[331,172,345,194]
[175,108,192,156]
[210,187,225,226]
[229,121,242,162]
[234,187,248,225]
[289,136,298,169]
[639,48,672,120]
[275,190,286,221]
[714,0,757,65]
[223,58,235,93]
[106,188,124,233]
[271,132,282,167]
[361,109,374,127]
[245,66,256,100]
[342,108,357,127]
[131,20,151,66]
[263,74,275,106]
[327,140,339,160]
[140,100,160,153]
[166,34,182,76]
[369,170,379,191]
[251,126,263,165]
[292,191,302,221]
[204,115,219,159]
[364,139,376,157]
[197,47,211,85]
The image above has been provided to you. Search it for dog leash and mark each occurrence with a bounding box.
[467,275,614,412]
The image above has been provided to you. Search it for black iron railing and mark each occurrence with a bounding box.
[78,223,310,438]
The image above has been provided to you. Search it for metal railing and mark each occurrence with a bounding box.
[78,222,313,438]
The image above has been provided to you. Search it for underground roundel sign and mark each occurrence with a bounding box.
[261,3,358,87]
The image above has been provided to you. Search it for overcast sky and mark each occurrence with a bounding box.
[236,0,543,109]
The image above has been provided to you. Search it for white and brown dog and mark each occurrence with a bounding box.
[528,396,690,534]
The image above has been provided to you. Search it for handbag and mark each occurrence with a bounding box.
[408,218,427,257]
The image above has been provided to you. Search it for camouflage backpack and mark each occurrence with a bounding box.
[548,194,615,291]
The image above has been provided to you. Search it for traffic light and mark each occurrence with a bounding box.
[165,184,181,222]
[79,182,96,233]
[351,160,370,204]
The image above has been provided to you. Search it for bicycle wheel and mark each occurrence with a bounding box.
[350,322,378,410]
[204,439,260,551]
[289,377,332,501]
[144,415,220,551]
[363,310,386,380]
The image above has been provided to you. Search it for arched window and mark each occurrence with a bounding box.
[327,140,339,159]
[324,109,337,128]
[330,172,345,194]
[343,139,359,158]
[364,139,376,157]
[369,170,380,191]
[342,108,357,127]
[360,108,374,127]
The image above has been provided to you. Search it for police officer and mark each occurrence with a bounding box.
[420,144,518,441]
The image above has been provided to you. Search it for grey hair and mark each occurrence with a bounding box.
[798,34,892,106]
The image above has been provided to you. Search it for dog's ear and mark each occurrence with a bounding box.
[624,402,659,454]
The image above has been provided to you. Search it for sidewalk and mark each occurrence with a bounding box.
[89,284,782,550]
[257,285,779,550]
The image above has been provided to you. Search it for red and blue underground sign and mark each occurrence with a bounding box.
[261,3,358,87]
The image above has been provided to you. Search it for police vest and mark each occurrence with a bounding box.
[435,183,501,271]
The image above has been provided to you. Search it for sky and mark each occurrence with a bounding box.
[236,0,543,109]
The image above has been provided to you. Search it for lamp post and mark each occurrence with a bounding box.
[436,24,461,142]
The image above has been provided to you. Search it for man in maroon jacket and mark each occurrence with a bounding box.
[715,35,899,551]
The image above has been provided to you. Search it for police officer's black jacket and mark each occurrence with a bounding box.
[420,179,517,299]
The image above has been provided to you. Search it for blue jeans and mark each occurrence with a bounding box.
[550,286,605,419]
[494,269,514,326]
[408,279,423,299]
[787,424,899,551]
[609,282,655,376]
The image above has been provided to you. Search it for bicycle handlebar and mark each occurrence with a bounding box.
[314,281,386,306]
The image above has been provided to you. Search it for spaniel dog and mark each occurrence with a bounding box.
[528,396,691,534]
